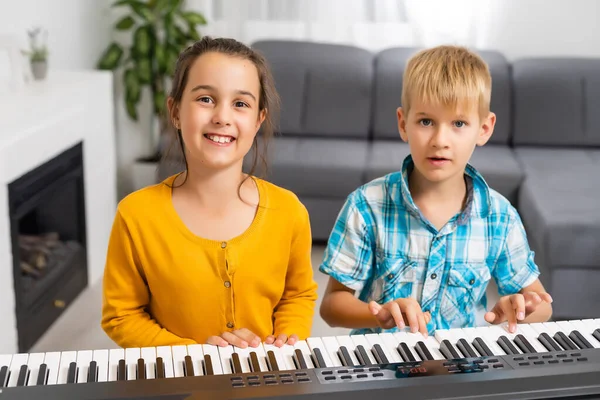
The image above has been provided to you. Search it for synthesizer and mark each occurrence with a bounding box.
[1,319,600,399]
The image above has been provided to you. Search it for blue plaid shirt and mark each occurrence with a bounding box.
[319,155,540,335]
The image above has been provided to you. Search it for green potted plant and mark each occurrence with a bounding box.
[23,27,49,80]
[97,0,207,188]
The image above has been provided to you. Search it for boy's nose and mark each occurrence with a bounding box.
[431,128,451,148]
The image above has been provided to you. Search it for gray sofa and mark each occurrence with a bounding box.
[158,40,600,320]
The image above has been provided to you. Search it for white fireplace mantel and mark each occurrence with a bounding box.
[0,70,117,354]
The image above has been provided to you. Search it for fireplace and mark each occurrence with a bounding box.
[8,142,88,353]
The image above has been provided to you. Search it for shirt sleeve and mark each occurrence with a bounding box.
[493,209,541,296]
[101,209,196,348]
[319,191,375,293]
[272,203,319,340]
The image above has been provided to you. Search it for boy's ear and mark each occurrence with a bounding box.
[477,111,496,146]
[397,107,408,142]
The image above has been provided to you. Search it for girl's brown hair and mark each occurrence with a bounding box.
[163,36,280,191]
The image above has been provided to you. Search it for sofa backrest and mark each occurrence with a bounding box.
[371,47,512,145]
[251,40,374,139]
[512,58,600,147]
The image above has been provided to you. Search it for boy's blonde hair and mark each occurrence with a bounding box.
[401,45,491,120]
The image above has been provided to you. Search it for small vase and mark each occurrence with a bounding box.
[31,61,48,80]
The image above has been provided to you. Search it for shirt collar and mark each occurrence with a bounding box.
[396,154,492,224]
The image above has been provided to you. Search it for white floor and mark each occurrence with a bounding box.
[30,245,498,353]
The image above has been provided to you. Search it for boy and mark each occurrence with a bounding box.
[319,45,552,336]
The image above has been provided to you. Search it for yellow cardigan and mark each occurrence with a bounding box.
[101,175,318,348]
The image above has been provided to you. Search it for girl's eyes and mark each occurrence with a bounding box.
[196,97,249,108]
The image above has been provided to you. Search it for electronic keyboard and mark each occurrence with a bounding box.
[1,319,600,399]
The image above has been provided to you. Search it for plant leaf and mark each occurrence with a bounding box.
[187,23,200,41]
[166,45,179,76]
[133,25,153,58]
[130,1,154,22]
[180,11,207,26]
[135,57,152,84]
[97,42,124,70]
[112,0,142,7]
[124,68,141,103]
[125,97,138,120]
[115,15,136,30]
[156,43,168,74]
[153,91,166,115]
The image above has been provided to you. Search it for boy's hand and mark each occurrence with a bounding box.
[368,298,431,336]
[484,291,553,333]
[207,328,263,348]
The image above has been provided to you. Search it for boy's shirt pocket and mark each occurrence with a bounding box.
[370,253,418,303]
[439,263,491,328]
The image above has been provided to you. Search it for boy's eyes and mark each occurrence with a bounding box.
[417,119,467,128]
[418,118,433,126]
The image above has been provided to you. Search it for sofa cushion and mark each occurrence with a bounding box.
[365,141,522,201]
[515,147,600,268]
[251,40,374,139]
[512,58,600,146]
[264,137,368,198]
[371,47,512,145]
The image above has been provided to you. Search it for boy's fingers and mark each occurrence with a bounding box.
[424,311,432,324]
[388,301,405,330]
[539,292,553,303]
[368,301,382,315]
[417,312,428,336]
[504,297,519,333]
[510,294,526,321]
[404,305,419,334]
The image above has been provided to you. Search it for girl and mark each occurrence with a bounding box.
[101,37,318,349]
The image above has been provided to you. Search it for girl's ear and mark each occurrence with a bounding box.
[256,108,267,130]
[167,97,179,128]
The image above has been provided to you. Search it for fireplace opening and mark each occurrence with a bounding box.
[8,142,88,352]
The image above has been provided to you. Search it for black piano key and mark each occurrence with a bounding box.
[457,339,478,358]
[338,346,355,367]
[372,344,389,364]
[0,365,7,387]
[440,340,461,359]
[88,361,98,383]
[570,330,593,349]
[593,329,600,343]
[397,342,417,362]
[538,333,562,352]
[249,352,261,372]
[415,341,434,361]
[156,357,165,379]
[355,345,373,366]
[203,354,214,376]
[267,350,279,371]
[36,364,48,386]
[16,365,28,387]
[231,353,243,374]
[473,338,494,357]
[137,358,146,379]
[497,336,519,355]
[312,348,327,368]
[294,349,308,369]
[514,334,536,354]
[554,332,577,350]
[183,355,194,377]
[67,361,78,384]
[117,359,127,381]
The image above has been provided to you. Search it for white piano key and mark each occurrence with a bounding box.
[92,349,109,382]
[249,344,269,372]
[140,347,156,379]
[458,328,486,357]
[581,319,600,341]
[232,346,252,373]
[487,325,522,354]
[76,350,93,383]
[422,335,445,360]
[279,344,298,370]
[365,333,401,363]
[306,337,336,367]
[171,345,188,378]
[43,352,61,385]
[7,353,29,387]
[335,335,361,366]
[393,332,422,361]
[26,353,45,386]
[125,348,140,381]
[470,327,506,356]
[293,340,315,369]
[320,336,343,367]
[56,351,77,385]
[554,320,588,349]
[436,329,468,358]
[186,344,204,376]
[156,346,174,378]
[217,345,235,375]
[378,333,404,362]
[0,354,11,368]
[349,334,378,365]
[108,349,124,382]
[202,345,223,375]
[570,320,600,348]
[264,344,292,371]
